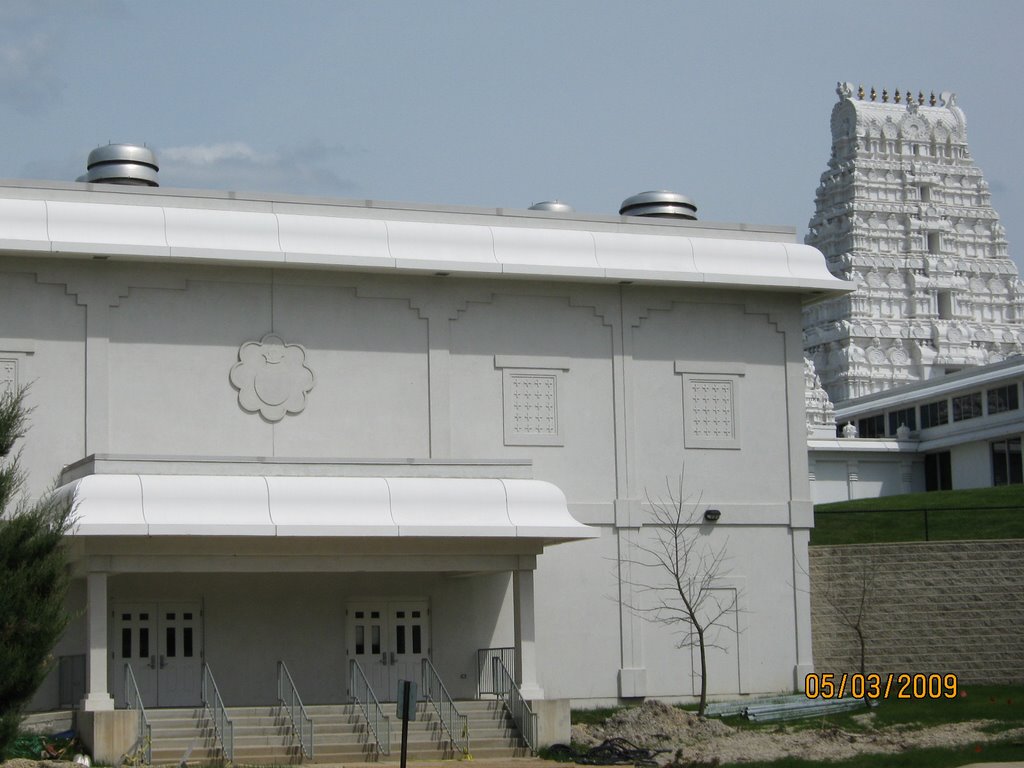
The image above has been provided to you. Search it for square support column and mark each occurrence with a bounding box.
[81,572,114,711]
[513,565,544,700]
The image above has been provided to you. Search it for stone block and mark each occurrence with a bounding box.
[530,698,571,748]
[75,710,140,765]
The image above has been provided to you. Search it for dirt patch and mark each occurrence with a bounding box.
[1,761,75,768]
[571,699,1024,764]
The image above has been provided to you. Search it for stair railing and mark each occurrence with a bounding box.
[201,663,234,762]
[348,659,390,755]
[420,658,470,756]
[277,660,314,759]
[123,663,152,765]
[491,656,538,752]
[476,647,515,697]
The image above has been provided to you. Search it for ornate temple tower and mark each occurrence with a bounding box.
[803,82,1024,404]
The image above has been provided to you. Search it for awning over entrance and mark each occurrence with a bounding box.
[59,474,598,542]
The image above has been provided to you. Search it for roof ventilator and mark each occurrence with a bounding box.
[79,143,159,187]
[619,190,697,220]
[528,200,575,213]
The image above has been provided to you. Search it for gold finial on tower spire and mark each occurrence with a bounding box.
[918,91,924,105]
[930,92,936,106]
[870,86,876,101]
[882,89,888,103]
[857,84,864,99]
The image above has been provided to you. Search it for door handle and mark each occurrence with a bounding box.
[149,656,156,670]
[159,655,167,669]
[390,651,396,665]
[381,653,388,666]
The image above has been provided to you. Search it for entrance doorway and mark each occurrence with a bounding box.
[113,602,202,707]
[346,601,429,701]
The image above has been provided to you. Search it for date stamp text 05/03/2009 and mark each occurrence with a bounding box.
[804,673,959,700]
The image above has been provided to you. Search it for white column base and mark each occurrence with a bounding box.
[519,684,545,701]
[80,692,116,712]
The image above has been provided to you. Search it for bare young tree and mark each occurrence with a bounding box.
[623,476,738,716]
[818,553,877,708]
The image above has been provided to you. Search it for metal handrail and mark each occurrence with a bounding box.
[349,659,390,755]
[476,647,515,697]
[201,664,234,762]
[420,658,470,755]
[123,663,152,764]
[277,661,314,759]
[491,657,538,752]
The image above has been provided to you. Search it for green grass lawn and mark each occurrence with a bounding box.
[718,741,1024,768]
[812,485,1024,545]
[566,684,1024,768]
[718,683,1024,732]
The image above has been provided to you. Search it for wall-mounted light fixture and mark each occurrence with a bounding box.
[703,508,722,522]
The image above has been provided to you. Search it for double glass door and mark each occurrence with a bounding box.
[347,601,429,701]
[113,602,202,707]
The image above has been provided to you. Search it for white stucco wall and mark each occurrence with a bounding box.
[951,441,992,489]
[3,186,835,710]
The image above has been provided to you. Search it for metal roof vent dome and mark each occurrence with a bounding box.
[528,200,575,213]
[82,143,159,187]
[619,190,697,220]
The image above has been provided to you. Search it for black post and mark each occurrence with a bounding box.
[397,679,417,768]
[924,508,930,541]
[400,707,410,768]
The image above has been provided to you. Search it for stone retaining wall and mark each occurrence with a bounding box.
[809,540,1024,685]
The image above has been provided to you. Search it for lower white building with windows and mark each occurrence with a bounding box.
[1,152,849,761]
[808,357,1024,503]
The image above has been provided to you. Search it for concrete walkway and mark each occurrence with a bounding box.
[297,759,1024,768]
[286,762,1024,768]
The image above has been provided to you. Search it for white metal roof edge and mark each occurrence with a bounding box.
[807,438,919,453]
[0,194,851,295]
[834,357,1024,417]
[61,474,600,541]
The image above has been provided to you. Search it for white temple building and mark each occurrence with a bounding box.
[804,84,1024,500]
[2,146,847,761]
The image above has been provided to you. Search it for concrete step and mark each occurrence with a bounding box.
[143,700,528,765]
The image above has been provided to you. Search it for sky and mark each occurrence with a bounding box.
[1,1,1022,266]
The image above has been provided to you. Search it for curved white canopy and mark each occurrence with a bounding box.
[58,474,598,542]
[0,186,850,293]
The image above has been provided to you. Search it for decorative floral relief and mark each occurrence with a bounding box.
[229,334,315,422]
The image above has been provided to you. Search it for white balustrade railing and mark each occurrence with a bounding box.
[421,658,470,755]
[491,657,538,751]
[201,664,234,762]
[349,659,390,755]
[277,660,314,758]
[123,663,152,765]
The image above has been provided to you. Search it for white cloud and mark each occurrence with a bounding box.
[156,140,357,197]
[161,142,271,167]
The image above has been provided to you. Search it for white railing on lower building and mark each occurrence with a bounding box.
[277,660,314,759]
[201,664,234,762]
[349,659,390,755]
[489,656,538,751]
[420,657,469,755]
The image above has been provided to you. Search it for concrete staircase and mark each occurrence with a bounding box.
[144,699,528,764]
[441,699,531,760]
[147,705,306,765]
